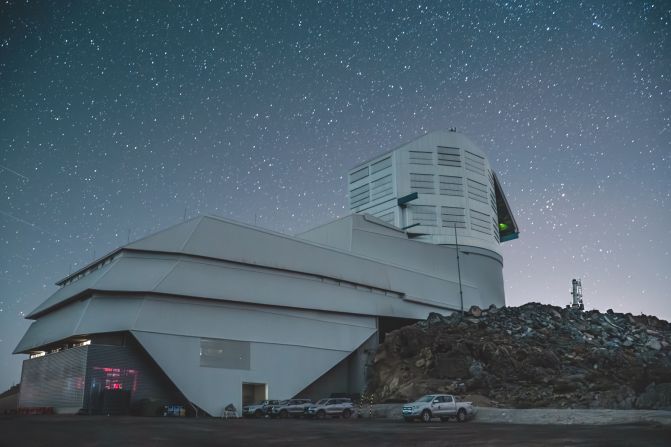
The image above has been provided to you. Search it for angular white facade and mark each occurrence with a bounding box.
[14,131,518,416]
[348,130,518,251]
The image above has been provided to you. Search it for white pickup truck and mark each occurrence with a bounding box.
[402,394,476,423]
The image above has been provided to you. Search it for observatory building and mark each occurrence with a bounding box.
[14,130,518,416]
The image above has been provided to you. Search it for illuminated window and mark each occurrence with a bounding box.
[92,366,139,392]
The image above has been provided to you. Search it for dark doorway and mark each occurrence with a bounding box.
[242,383,266,406]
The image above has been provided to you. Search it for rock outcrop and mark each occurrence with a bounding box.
[368,303,671,409]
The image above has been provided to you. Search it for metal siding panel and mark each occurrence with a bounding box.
[19,346,88,410]
[150,259,390,318]
[125,217,201,252]
[76,295,143,334]
[94,257,178,292]
[26,261,115,318]
[134,297,377,352]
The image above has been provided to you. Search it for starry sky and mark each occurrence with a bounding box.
[0,0,669,391]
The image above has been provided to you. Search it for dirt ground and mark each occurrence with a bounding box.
[0,415,669,447]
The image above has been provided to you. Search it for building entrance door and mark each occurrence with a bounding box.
[242,383,267,406]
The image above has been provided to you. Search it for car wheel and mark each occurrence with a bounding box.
[279,409,288,419]
[254,410,263,418]
[342,409,351,419]
[403,417,414,423]
[457,408,467,422]
[316,410,326,420]
[421,410,432,423]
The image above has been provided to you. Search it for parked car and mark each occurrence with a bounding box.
[402,394,476,423]
[305,398,354,419]
[242,400,280,418]
[269,399,313,418]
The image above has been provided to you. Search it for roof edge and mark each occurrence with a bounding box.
[348,129,479,172]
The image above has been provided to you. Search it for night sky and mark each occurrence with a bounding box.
[0,1,669,391]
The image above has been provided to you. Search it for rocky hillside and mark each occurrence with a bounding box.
[368,303,671,409]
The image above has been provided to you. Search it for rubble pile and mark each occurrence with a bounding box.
[368,303,671,409]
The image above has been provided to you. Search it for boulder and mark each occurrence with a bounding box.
[646,338,662,351]
[469,306,483,317]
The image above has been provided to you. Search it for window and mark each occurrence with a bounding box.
[200,338,250,369]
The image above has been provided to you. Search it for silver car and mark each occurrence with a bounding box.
[305,398,354,419]
[269,399,313,418]
[242,399,279,418]
[402,394,476,423]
